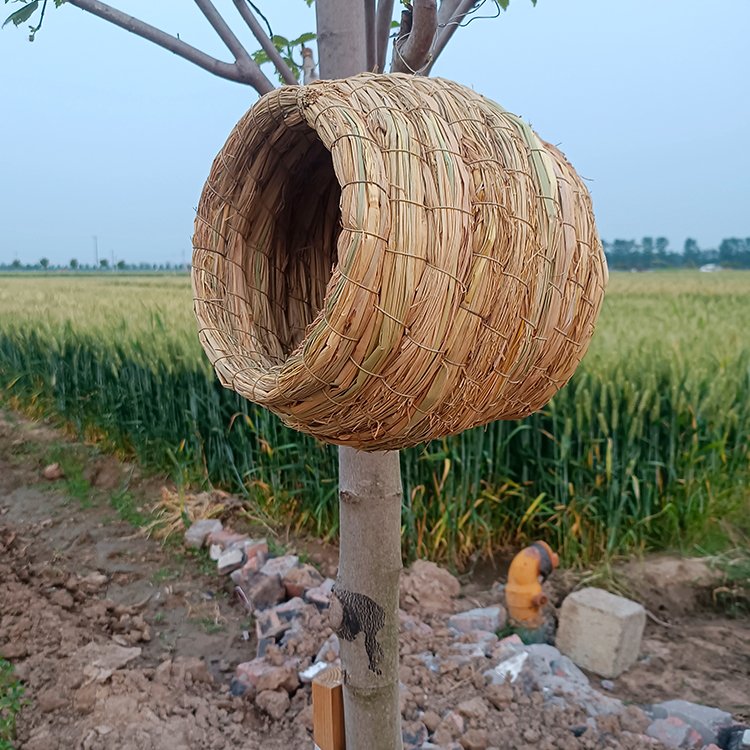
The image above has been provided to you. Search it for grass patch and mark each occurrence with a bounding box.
[706,547,750,614]
[0,657,26,750]
[151,567,177,584]
[42,442,95,508]
[109,489,150,528]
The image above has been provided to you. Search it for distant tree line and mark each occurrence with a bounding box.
[603,237,750,271]
[0,259,190,272]
[4,237,750,273]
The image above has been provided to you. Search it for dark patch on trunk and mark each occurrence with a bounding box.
[333,584,385,674]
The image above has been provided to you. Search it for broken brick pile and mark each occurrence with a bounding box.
[184,521,749,750]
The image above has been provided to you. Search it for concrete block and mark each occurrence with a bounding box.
[556,587,645,678]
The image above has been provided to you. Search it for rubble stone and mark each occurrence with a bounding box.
[297,703,315,731]
[556,588,646,678]
[256,666,299,694]
[402,720,429,749]
[400,560,461,614]
[650,699,734,745]
[44,463,65,480]
[38,689,68,713]
[236,658,275,687]
[305,578,335,609]
[647,717,689,748]
[50,589,75,610]
[256,689,290,720]
[283,563,324,598]
[315,633,340,663]
[238,571,286,611]
[619,705,651,734]
[448,606,506,635]
[422,710,442,733]
[460,728,490,750]
[183,519,223,549]
[208,529,248,550]
[458,697,489,721]
[260,555,299,579]
[485,682,514,709]
[217,545,246,573]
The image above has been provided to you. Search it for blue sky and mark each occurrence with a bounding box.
[1,0,748,266]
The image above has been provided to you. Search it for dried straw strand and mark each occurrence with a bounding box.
[192,73,608,451]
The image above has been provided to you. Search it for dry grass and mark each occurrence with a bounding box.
[193,73,607,450]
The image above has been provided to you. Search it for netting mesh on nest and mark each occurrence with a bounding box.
[192,73,608,451]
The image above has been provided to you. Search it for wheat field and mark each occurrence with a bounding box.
[1,270,748,565]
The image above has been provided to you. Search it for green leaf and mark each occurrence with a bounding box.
[496,0,509,9]
[252,49,270,65]
[271,34,289,47]
[2,0,38,29]
[391,20,400,29]
[288,31,316,46]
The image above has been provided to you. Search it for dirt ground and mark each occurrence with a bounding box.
[1,408,748,749]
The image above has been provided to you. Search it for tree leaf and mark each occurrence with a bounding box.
[252,48,270,65]
[288,31,316,46]
[271,34,289,47]
[2,0,38,29]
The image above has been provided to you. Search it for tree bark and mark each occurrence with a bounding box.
[314,7,403,748]
[390,0,437,74]
[336,448,403,750]
[375,0,395,73]
[315,0,368,78]
[231,0,299,86]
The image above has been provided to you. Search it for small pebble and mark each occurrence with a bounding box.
[601,679,615,691]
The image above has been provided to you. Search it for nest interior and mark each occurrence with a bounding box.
[192,74,608,451]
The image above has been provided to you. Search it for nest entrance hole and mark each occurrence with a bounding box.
[244,120,341,366]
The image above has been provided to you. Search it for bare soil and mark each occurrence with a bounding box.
[1,408,748,750]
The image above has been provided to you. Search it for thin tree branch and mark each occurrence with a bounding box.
[65,0,275,93]
[231,0,298,85]
[423,0,479,74]
[364,0,376,72]
[390,0,437,74]
[375,0,394,73]
[193,0,252,64]
[436,0,461,30]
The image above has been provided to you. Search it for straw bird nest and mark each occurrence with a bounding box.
[192,74,608,451]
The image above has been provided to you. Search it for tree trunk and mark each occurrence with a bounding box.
[314,7,403,748]
[336,448,403,750]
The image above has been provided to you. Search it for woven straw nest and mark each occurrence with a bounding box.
[192,73,608,451]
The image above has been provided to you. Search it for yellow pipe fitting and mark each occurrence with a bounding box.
[505,541,559,628]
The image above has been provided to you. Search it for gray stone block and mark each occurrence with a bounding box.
[555,587,646,678]
[651,699,733,745]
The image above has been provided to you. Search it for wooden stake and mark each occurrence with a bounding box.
[312,665,345,750]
